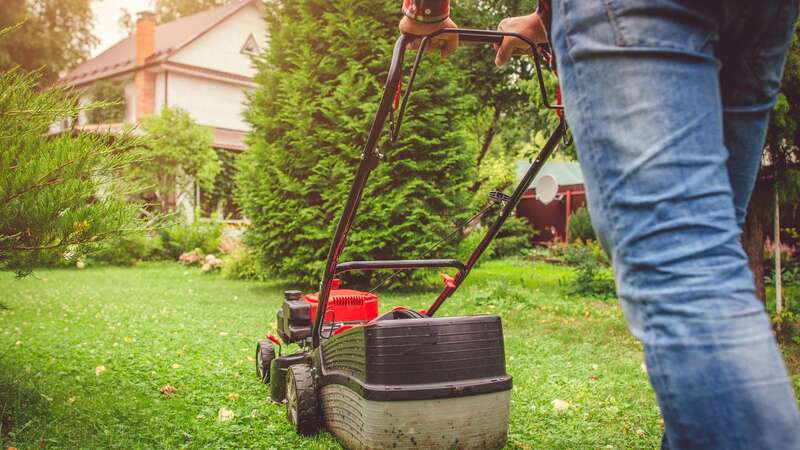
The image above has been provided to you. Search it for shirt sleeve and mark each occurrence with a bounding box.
[536,0,552,35]
[402,0,450,24]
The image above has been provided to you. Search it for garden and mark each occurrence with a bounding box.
[3,0,800,448]
[0,259,662,449]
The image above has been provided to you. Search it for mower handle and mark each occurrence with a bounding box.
[311,29,564,348]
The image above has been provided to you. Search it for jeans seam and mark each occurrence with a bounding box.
[603,0,627,46]
[604,0,717,53]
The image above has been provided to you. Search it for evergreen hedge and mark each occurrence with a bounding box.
[238,0,477,286]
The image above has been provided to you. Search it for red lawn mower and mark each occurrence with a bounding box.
[254,28,565,449]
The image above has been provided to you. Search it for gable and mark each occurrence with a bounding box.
[167,2,266,78]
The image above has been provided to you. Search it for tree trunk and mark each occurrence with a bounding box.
[741,177,772,303]
[476,106,502,169]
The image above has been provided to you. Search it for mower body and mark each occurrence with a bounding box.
[267,286,512,449]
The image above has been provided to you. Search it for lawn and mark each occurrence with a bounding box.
[0,260,795,449]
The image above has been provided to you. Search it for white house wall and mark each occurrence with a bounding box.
[167,2,265,78]
[124,81,136,122]
[154,72,167,114]
[166,71,250,131]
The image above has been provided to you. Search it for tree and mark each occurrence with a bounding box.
[0,66,144,271]
[119,0,231,35]
[238,0,477,286]
[742,19,800,302]
[85,78,127,124]
[135,107,220,213]
[452,1,560,188]
[0,1,96,84]
[154,0,230,22]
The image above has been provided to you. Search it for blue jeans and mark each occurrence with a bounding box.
[549,1,800,448]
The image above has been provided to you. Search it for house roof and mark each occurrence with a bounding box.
[516,161,584,189]
[61,0,254,87]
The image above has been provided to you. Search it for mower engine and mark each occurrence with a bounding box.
[276,279,379,346]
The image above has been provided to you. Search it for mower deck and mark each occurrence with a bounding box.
[317,315,512,449]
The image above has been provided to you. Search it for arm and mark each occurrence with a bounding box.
[494,1,550,66]
[399,0,458,58]
[402,0,450,24]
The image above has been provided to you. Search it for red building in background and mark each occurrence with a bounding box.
[515,161,586,242]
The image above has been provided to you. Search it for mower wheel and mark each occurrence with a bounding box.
[255,341,275,383]
[285,364,320,435]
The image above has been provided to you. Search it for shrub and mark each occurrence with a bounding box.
[90,232,164,266]
[570,257,616,299]
[160,219,223,259]
[221,247,266,281]
[567,207,596,243]
[237,0,476,287]
[559,240,616,299]
[491,216,537,258]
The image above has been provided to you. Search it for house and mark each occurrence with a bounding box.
[58,0,267,219]
[515,161,586,242]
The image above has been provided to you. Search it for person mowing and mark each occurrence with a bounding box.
[400,1,800,448]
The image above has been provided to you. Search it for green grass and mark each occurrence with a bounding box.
[0,260,796,449]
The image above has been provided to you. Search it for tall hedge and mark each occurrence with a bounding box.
[238,0,477,286]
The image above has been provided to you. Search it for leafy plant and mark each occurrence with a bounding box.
[135,107,220,212]
[567,206,596,243]
[492,215,537,258]
[89,232,164,266]
[160,217,223,259]
[560,240,616,299]
[221,246,266,281]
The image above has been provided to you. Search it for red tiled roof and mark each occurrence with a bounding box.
[61,0,254,87]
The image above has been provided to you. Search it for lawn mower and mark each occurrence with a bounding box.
[254,28,565,449]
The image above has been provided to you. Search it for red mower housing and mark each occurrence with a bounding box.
[276,279,378,345]
[304,279,378,324]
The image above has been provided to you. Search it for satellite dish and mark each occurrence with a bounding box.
[535,174,559,205]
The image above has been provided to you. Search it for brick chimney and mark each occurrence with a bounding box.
[134,11,156,120]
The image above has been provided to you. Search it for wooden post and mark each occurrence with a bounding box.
[775,189,783,316]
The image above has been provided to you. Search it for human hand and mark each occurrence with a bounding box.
[399,16,459,58]
[494,13,548,67]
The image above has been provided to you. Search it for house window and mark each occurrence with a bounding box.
[240,33,260,56]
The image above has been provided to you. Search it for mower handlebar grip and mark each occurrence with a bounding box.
[458,33,504,46]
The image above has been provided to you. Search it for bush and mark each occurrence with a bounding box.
[491,216,537,258]
[559,240,616,299]
[222,247,266,281]
[160,219,223,259]
[567,207,596,243]
[570,257,616,299]
[455,229,486,265]
[237,0,476,287]
[90,232,164,266]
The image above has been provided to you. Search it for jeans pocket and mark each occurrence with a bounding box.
[603,0,718,53]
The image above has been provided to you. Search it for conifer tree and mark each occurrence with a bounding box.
[0,67,144,271]
[238,0,477,286]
